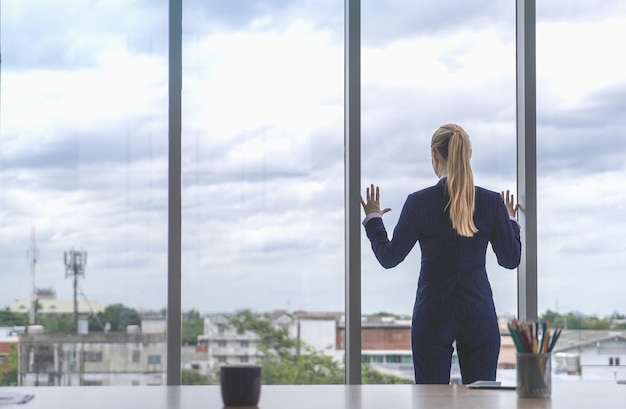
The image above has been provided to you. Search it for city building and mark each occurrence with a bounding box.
[194,314,262,377]
[195,312,439,381]
[16,320,167,386]
[193,311,344,377]
[337,314,415,380]
[192,311,574,384]
[1,2,623,403]
[286,311,343,360]
[0,327,19,368]
[551,330,626,380]
[10,298,105,317]
[497,334,517,369]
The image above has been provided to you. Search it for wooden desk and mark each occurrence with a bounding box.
[7,381,625,409]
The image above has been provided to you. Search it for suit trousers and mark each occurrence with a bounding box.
[411,316,501,384]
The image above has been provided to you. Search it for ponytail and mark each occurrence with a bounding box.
[431,124,478,237]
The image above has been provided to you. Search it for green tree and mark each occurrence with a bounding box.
[563,312,582,329]
[90,303,141,332]
[585,318,610,330]
[540,310,616,330]
[372,311,396,317]
[539,309,562,327]
[182,309,204,345]
[230,310,344,384]
[610,312,626,330]
[0,308,28,327]
[362,365,413,385]
[613,322,626,330]
[37,313,74,333]
[261,348,344,385]
[229,310,413,385]
[230,310,298,358]
[0,345,18,386]
[182,369,213,385]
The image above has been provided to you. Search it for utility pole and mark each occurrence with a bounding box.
[64,248,87,333]
[27,226,39,325]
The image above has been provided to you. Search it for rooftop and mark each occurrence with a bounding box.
[10,299,105,315]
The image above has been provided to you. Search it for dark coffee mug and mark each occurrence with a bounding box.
[220,365,262,407]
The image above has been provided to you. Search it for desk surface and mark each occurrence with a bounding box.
[5,381,625,409]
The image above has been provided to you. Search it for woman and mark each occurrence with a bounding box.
[360,123,521,384]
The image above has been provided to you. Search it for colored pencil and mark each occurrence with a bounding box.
[507,322,526,352]
[548,327,562,352]
[506,320,562,353]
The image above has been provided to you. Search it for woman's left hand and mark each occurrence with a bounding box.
[501,190,519,218]
[361,184,392,216]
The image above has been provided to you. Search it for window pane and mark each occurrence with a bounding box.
[361,1,517,384]
[535,1,626,381]
[1,1,168,386]
[536,1,626,315]
[181,1,345,384]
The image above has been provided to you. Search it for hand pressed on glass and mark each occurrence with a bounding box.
[360,184,391,216]
[500,189,519,218]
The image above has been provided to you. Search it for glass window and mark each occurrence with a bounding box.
[536,2,626,329]
[1,0,167,386]
[9,0,619,388]
[84,351,103,363]
[148,354,162,365]
[181,0,344,384]
[386,355,401,364]
[361,0,516,383]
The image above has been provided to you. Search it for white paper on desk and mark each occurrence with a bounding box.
[466,381,516,390]
[0,392,35,405]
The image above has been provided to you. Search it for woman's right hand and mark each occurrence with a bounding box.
[501,190,519,218]
[361,184,392,216]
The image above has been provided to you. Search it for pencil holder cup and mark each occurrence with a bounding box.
[516,353,551,398]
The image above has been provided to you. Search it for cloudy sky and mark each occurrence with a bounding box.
[1,0,625,319]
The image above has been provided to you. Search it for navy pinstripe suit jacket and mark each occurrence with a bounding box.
[364,178,521,320]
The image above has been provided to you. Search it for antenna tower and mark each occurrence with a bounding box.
[27,226,39,325]
[64,248,87,333]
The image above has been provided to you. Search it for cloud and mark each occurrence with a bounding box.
[2,0,626,317]
[537,1,626,23]
[361,0,515,47]
[183,0,343,38]
[537,85,626,175]
[2,1,168,71]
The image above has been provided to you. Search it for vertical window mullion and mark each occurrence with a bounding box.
[167,0,183,385]
[345,0,362,384]
[516,0,538,321]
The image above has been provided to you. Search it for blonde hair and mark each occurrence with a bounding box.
[431,124,478,237]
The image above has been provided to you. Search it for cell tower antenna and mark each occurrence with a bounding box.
[64,248,87,333]
[27,225,39,325]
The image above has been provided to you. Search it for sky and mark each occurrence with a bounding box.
[1,0,625,319]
